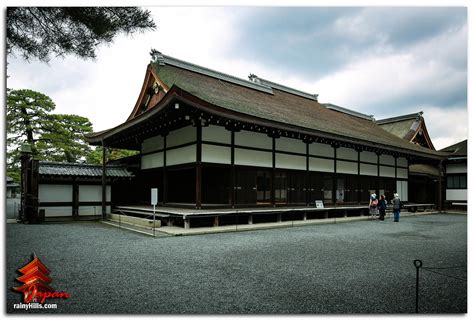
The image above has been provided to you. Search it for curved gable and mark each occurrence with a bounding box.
[127,65,170,120]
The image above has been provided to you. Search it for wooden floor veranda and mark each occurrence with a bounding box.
[112,203,435,229]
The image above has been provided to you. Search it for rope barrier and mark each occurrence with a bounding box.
[423,265,467,270]
[421,267,467,281]
[414,259,467,313]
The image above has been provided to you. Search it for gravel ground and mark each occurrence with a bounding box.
[6,213,467,314]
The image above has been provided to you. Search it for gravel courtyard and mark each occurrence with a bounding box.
[6,213,467,314]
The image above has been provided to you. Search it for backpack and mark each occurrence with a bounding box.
[371,198,378,207]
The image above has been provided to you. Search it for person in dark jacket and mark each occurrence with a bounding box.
[378,195,387,221]
[392,193,401,222]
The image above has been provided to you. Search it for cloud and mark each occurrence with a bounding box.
[227,7,466,80]
[6,6,468,149]
[7,7,245,132]
[422,106,468,150]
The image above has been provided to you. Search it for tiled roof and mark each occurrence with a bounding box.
[87,54,447,159]
[152,62,444,158]
[440,139,467,157]
[39,161,133,178]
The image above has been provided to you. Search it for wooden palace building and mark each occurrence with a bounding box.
[86,51,447,225]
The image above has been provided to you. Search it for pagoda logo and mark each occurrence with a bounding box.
[12,254,70,304]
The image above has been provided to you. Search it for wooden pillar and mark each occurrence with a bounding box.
[101,141,107,220]
[248,214,253,224]
[332,145,337,205]
[72,179,79,219]
[357,150,361,204]
[230,130,236,208]
[303,211,307,221]
[437,160,444,212]
[272,137,276,207]
[213,216,219,227]
[196,123,202,209]
[277,212,282,222]
[306,142,310,205]
[20,145,35,223]
[163,133,168,204]
[376,152,381,196]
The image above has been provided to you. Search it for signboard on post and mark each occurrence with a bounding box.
[151,188,158,237]
[151,188,158,206]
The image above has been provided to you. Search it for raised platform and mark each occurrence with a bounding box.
[115,204,369,217]
[113,203,436,230]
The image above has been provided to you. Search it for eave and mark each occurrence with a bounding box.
[86,86,448,161]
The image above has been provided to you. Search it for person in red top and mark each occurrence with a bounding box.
[369,192,378,220]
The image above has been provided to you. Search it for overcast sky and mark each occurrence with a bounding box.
[7,6,468,150]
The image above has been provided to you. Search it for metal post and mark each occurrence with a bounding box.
[101,141,107,220]
[414,259,423,313]
[153,204,156,237]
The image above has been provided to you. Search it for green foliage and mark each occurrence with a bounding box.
[37,114,93,162]
[7,89,56,157]
[7,7,156,62]
[86,147,139,165]
[7,168,21,185]
[6,89,94,167]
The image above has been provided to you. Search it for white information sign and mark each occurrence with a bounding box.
[151,188,158,205]
[315,200,324,208]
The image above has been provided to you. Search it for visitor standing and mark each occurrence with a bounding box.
[378,195,387,221]
[392,193,401,222]
[369,192,378,220]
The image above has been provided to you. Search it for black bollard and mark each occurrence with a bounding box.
[413,259,423,313]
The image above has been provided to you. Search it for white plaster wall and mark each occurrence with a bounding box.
[235,148,272,167]
[360,163,377,176]
[202,144,231,164]
[397,157,408,168]
[167,126,196,148]
[79,185,111,202]
[202,125,231,144]
[396,180,408,201]
[397,168,408,179]
[337,147,358,161]
[275,137,306,154]
[336,160,358,174]
[446,163,467,174]
[275,153,306,170]
[360,151,378,164]
[141,152,164,169]
[380,154,395,166]
[380,165,396,178]
[309,142,333,158]
[235,130,272,149]
[78,206,103,216]
[141,135,164,153]
[446,189,468,201]
[39,184,72,202]
[309,157,334,172]
[167,145,196,166]
[41,206,72,217]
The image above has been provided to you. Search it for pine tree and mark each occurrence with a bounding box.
[6,89,95,181]
[7,7,156,62]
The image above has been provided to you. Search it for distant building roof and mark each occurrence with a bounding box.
[322,103,374,121]
[6,176,20,188]
[440,139,467,158]
[376,111,435,150]
[39,161,133,178]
